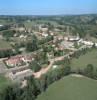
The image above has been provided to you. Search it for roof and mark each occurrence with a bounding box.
[5,55,34,66]
[6,56,22,65]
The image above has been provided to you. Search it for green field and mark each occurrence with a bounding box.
[0,75,11,91]
[71,49,97,70]
[0,39,12,50]
[37,75,97,100]
[24,20,58,28]
[0,19,14,25]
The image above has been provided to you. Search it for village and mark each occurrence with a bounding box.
[0,22,97,87]
[0,0,97,100]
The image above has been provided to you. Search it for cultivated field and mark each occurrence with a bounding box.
[37,75,97,100]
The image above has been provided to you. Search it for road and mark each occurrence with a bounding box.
[32,47,90,78]
[0,44,89,77]
[33,60,54,78]
[33,52,74,78]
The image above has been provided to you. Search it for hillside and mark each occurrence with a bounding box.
[37,75,97,100]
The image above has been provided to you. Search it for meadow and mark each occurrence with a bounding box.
[71,49,97,70]
[0,75,11,92]
[37,75,97,100]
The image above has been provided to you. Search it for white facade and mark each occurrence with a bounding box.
[82,41,94,46]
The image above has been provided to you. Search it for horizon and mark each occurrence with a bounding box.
[0,0,97,15]
[0,13,97,16]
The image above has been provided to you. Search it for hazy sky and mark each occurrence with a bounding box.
[0,0,97,15]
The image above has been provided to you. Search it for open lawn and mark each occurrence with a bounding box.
[0,75,11,92]
[71,49,97,70]
[0,39,12,50]
[37,75,97,100]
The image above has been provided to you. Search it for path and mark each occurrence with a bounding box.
[33,53,74,78]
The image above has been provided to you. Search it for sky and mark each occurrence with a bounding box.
[0,0,97,15]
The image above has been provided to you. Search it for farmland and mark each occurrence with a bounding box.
[37,75,97,100]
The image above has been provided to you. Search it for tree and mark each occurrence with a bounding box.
[0,49,14,58]
[84,64,94,78]
[64,66,71,75]
[64,57,71,65]
[26,34,38,52]
[74,41,78,48]
[38,75,47,92]
[29,61,41,72]
[0,84,21,100]
[94,68,97,79]
[21,76,40,100]
[2,30,15,38]
[36,51,48,65]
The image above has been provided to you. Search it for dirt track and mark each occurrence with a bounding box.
[33,55,66,78]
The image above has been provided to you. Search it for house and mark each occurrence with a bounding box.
[5,55,34,67]
[82,41,94,46]
[21,55,34,63]
[58,35,64,40]
[49,32,54,36]
[95,43,97,47]
[19,35,27,39]
[5,56,23,67]
[42,32,48,37]
[68,36,80,41]
[39,25,48,32]
[61,41,74,49]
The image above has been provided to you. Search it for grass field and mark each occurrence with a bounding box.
[0,19,14,25]
[71,49,97,70]
[37,75,97,100]
[0,39,12,50]
[0,75,11,92]
[24,20,58,28]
